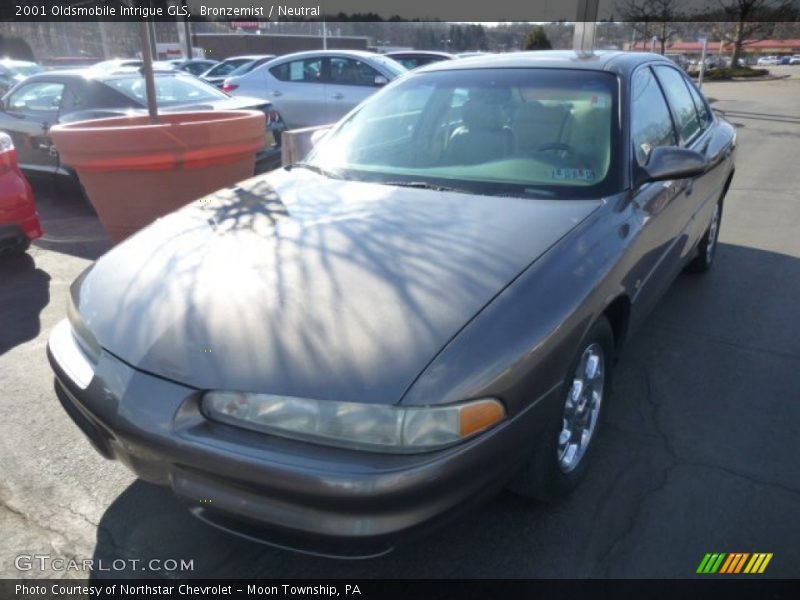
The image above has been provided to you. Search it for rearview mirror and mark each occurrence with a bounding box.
[636,146,707,186]
[374,75,389,86]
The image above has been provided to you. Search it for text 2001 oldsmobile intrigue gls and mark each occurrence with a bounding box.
[48,51,735,557]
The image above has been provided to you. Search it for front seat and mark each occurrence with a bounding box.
[443,99,514,165]
[513,101,571,155]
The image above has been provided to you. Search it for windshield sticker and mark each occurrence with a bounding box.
[551,168,596,182]
[590,94,609,108]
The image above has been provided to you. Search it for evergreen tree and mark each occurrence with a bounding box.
[524,26,552,50]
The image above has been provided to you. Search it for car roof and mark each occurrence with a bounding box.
[20,68,188,83]
[386,51,453,58]
[269,49,384,62]
[222,55,273,61]
[418,50,673,76]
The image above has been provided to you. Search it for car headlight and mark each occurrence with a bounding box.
[201,392,506,453]
[66,291,102,364]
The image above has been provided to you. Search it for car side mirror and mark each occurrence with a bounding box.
[636,146,707,186]
[374,75,389,86]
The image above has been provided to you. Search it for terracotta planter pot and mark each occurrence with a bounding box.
[50,110,266,243]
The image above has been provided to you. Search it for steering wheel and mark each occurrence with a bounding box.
[535,142,578,160]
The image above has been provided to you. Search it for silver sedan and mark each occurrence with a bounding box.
[223,50,406,128]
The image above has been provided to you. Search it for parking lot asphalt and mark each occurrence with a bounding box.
[1,72,799,580]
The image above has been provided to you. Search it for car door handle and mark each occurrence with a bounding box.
[271,90,283,97]
[331,92,344,100]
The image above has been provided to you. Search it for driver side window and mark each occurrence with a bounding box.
[7,82,65,114]
[630,67,676,166]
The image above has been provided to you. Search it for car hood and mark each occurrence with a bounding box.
[74,170,601,404]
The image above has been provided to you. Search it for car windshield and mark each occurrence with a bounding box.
[205,59,251,77]
[102,73,227,106]
[308,68,619,199]
[370,55,407,78]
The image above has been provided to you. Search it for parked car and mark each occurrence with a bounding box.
[223,50,406,128]
[225,55,276,78]
[155,58,219,77]
[757,55,780,66]
[0,132,42,255]
[790,55,800,65]
[201,56,269,88]
[703,56,726,70]
[0,70,287,182]
[385,50,455,70]
[0,59,43,95]
[47,51,735,555]
[87,58,144,73]
[665,53,689,71]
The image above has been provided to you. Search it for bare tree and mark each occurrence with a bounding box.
[616,0,691,54]
[713,0,799,66]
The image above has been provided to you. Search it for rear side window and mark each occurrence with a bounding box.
[205,60,247,78]
[270,58,322,83]
[653,66,702,145]
[630,67,676,166]
[7,81,65,113]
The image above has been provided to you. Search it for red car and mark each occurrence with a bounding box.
[0,131,42,255]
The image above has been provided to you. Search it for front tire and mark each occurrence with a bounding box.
[509,316,614,502]
[687,201,721,273]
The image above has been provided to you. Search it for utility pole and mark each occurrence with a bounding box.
[573,0,599,57]
[140,21,159,123]
[98,22,112,59]
[173,0,193,58]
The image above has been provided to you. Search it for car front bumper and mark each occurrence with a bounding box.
[47,319,554,557]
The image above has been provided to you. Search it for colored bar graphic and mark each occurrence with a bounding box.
[734,553,750,573]
[758,553,773,573]
[710,553,726,573]
[720,553,736,574]
[697,553,713,573]
[744,554,760,574]
[697,554,712,573]
[702,552,773,574]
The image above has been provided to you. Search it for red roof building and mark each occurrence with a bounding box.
[627,39,800,54]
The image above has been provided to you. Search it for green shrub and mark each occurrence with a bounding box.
[701,67,770,80]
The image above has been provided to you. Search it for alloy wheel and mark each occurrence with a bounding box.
[557,342,605,473]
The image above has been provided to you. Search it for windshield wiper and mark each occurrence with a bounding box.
[380,181,470,193]
[286,162,342,179]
